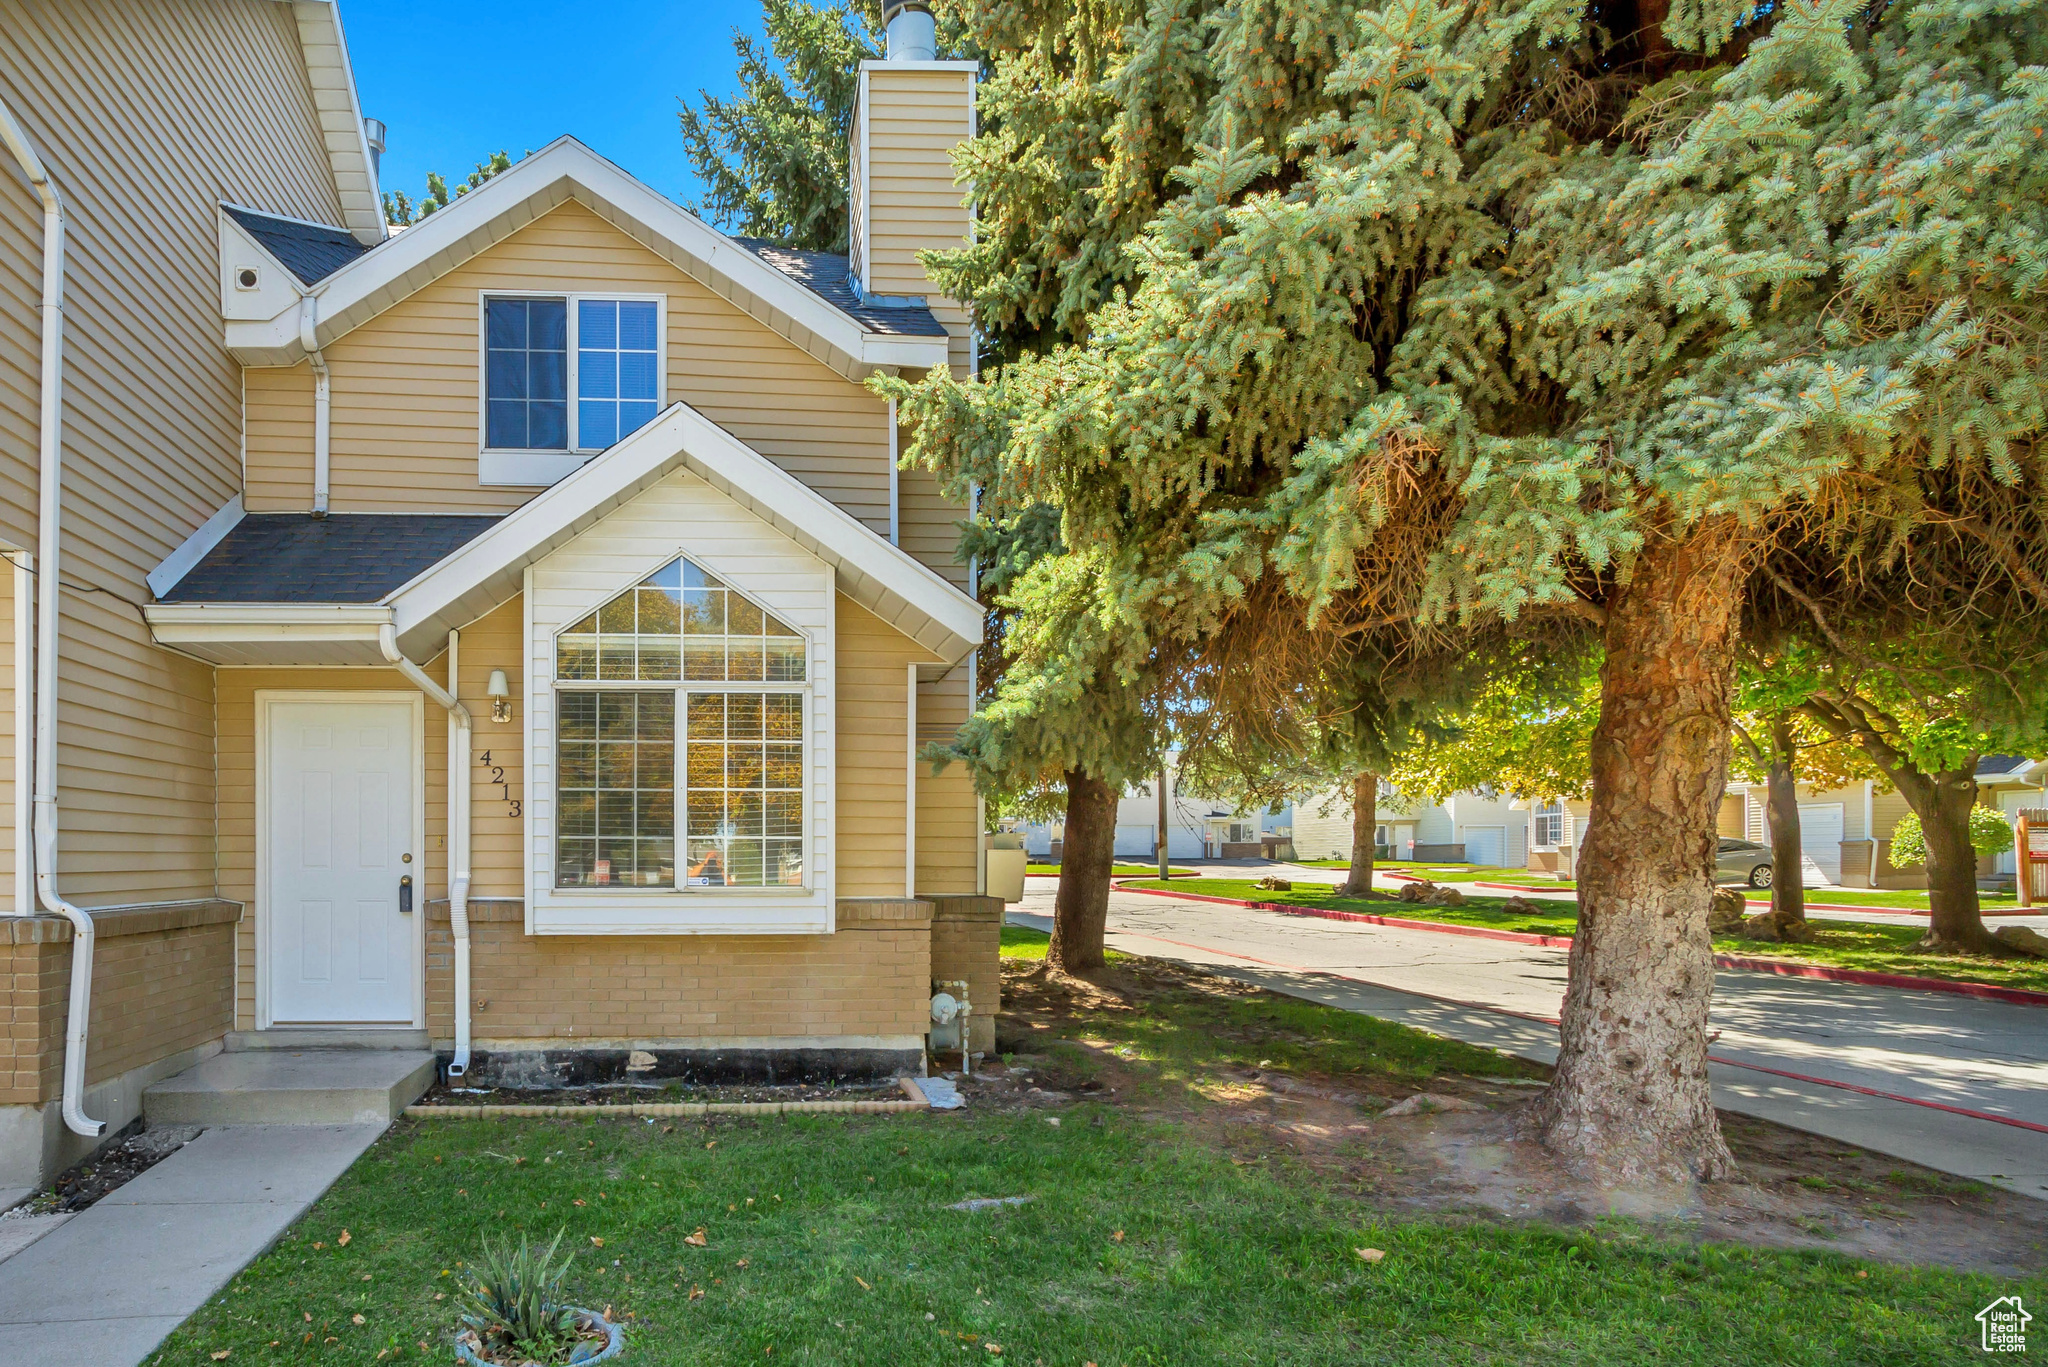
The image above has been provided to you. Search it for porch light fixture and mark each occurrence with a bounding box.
[486,669,512,724]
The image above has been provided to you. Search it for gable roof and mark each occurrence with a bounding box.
[144,399,982,667]
[222,137,952,380]
[223,206,371,285]
[158,513,501,603]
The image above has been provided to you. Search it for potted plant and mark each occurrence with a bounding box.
[452,1228,623,1365]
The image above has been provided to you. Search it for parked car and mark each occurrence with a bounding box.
[1717,838,1774,887]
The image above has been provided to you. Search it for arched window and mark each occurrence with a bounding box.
[552,558,807,891]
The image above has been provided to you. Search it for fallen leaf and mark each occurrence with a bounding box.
[854,1275,872,1291]
[574,1199,586,1207]
[685,1228,708,1247]
[689,1285,705,1301]
[352,1314,365,1325]
[304,1313,312,1322]
[1356,1247,1386,1263]
[705,1141,718,1150]
[1856,1270,1868,1279]
[337,1230,352,1247]
[211,1353,230,1362]
[1046,1118,1061,1128]
[986,1346,1003,1356]
[590,1237,605,1247]
[1110,1230,1124,1244]
[312,1242,326,1250]
[736,1259,749,1269]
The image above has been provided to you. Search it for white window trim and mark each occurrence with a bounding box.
[525,548,836,935]
[1531,801,1567,852]
[477,289,667,486]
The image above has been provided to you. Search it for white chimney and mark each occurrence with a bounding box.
[882,2,936,62]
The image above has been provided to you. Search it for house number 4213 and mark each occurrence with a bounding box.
[478,751,519,818]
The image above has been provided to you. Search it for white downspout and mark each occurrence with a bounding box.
[0,98,102,1136]
[380,624,472,1077]
[299,295,330,518]
[887,397,899,547]
[13,554,30,920]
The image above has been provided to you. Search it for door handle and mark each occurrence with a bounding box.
[399,874,414,913]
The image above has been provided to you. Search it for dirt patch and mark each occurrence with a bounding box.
[6,1121,201,1215]
[991,954,2048,1276]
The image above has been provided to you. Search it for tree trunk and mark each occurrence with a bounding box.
[1765,716,1805,925]
[1334,772,1379,898]
[1907,769,1995,953]
[1538,523,1743,1185]
[1049,768,1117,974]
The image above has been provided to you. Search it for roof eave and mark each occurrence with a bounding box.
[144,602,395,666]
[383,399,982,664]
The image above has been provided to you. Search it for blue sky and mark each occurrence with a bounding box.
[341,1,773,213]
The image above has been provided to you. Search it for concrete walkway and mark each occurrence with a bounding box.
[1012,881,2048,1200]
[0,1123,385,1366]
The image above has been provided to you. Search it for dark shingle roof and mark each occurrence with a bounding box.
[1977,755,2032,776]
[159,514,501,604]
[730,238,950,338]
[224,206,372,286]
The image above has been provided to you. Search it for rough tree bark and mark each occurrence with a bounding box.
[1048,768,1117,974]
[1764,715,1806,926]
[1538,523,1744,1184]
[1898,768,1994,953]
[1334,772,1379,898]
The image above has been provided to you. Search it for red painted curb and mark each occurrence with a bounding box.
[1741,897,2038,919]
[1118,884,2048,1007]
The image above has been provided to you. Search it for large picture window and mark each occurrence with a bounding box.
[484,295,661,454]
[553,557,808,891]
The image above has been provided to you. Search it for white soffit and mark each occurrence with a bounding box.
[385,400,982,663]
[225,137,949,379]
[287,1,386,245]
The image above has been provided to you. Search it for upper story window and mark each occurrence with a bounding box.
[484,294,662,454]
[1532,801,1567,850]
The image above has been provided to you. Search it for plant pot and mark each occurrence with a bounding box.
[454,1307,624,1366]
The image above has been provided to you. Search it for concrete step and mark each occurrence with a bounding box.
[144,1050,435,1126]
[224,1028,430,1052]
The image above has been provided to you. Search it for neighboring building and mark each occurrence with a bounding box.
[1726,757,2046,889]
[1014,754,1291,861]
[2,1,997,1193]
[1292,783,1537,866]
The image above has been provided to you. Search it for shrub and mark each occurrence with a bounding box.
[453,1228,581,1363]
[1886,808,2015,870]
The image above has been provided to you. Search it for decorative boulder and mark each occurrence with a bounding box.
[1423,885,1467,907]
[1502,895,1538,915]
[1395,880,1434,903]
[1994,925,2048,959]
[1740,911,1814,943]
[1254,875,1293,892]
[1707,887,1747,935]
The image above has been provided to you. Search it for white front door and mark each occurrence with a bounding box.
[265,697,419,1025]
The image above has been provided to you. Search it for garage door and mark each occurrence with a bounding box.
[1114,824,1158,858]
[1462,826,1505,867]
[1798,803,1844,886]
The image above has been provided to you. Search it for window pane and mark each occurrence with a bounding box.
[486,400,527,451]
[619,402,659,438]
[682,689,802,888]
[555,688,675,889]
[580,350,618,400]
[484,297,567,450]
[529,400,567,449]
[619,300,658,350]
[580,400,618,450]
[618,350,658,401]
[579,298,617,349]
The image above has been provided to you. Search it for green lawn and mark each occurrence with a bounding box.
[1134,879,2048,995]
[155,934,2023,1366]
[1797,887,2022,913]
[1026,863,1197,878]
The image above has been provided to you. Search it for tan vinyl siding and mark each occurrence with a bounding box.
[244,202,896,533]
[0,0,347,906]
[837,598,924,898]
[915,669,977,895]
[863,68,973,299]
[897,465,970,593]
